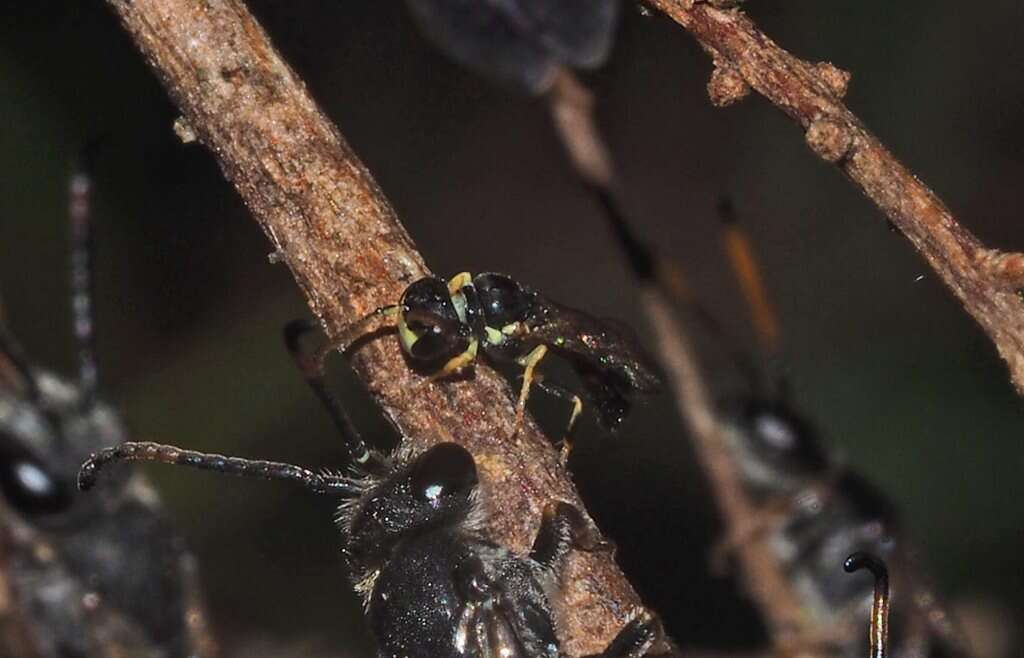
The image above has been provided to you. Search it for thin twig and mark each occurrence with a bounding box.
[102,1,650,655]
[648,0,1024,394]
[547,69,809,644]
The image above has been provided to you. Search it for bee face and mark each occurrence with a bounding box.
[398,278,471,364]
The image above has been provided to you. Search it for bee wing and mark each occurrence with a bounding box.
[405,0,618,92]
[529,298,664,394]
[406,0,556,92]
[513,0,619,69]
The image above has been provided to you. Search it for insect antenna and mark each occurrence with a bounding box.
[844,551,890,658]
[78,441,360,497]
[717,197,781,359]
[69,149,99,410]
[284,319,388,474]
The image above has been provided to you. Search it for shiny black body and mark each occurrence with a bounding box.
[341,444,636,658]
[405,0,620,92]
[721,397,965,658]
[398,272,662,430]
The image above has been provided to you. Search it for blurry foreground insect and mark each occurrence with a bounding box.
[324,272,662,457]
[405,0,619,93]
[0,159,214,657]
[79,320,662,658]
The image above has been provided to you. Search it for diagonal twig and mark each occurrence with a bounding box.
[648,0,1024,394]
[101,1,654,655]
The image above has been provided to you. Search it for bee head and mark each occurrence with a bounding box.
[397,278,472,365]
[345,443,478,571]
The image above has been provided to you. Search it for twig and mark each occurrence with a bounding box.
[102,1,650,655]
[547,65,809,648]
[648,0,1024,394]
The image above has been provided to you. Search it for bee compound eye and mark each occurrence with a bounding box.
[0,437,73,515]
[411,443,478,504]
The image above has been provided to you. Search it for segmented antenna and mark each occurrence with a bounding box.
[284,319,388,474]
[844,551,890,658]
[717,198,780,356]
[69,154,98,409]
[78,441,359,497]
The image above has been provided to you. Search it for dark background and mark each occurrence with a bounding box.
[1,1,1021,654]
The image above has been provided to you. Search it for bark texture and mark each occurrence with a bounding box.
[103,1,648,655]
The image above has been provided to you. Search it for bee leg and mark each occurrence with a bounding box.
[446,271,473,296]
[428,338,479,381]
[583,610,660,658]
[513,344,548,435]
[530,375,583,465]
[530,501,611,573]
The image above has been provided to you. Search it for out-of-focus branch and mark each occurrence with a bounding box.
[648,0,1024,394]
[102,1,649,655]
[548,70,810,647]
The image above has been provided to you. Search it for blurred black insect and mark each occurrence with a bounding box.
[405,0,619,93]
[79,320,661,658]
[597,196,967,658]
[325,271,662,457]
[0,160,214,657]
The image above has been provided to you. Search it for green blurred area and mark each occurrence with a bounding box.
[0,0,1021,653]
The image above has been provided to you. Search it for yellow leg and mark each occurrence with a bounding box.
[558,395,583,465]
[513,344,548,435]
[447,272,473,296]
[429,338,479,381]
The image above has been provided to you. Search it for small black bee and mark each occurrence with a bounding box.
[329,272,662,455]
[79,321,661,658]
[0,161,214,657]
[405,0,620,93]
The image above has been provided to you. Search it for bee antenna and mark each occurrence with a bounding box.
[69,146,99,410]
[717,196,781,359]
[284,319,386,473]
[844,551,890,658]
[78,441,359,497]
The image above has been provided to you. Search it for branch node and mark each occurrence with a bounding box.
[173,116,197,144]
[814,61,851,98]
[708,63,751,107]
[977,248,1024,291]
[805,117,852,163]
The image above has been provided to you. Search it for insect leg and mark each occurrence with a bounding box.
[284,319,388,474]
[78,441,359,497]
[446,271,473,296]
[583,610,659,658]
[428,337,479,380]
[530,501,610,573]
[529,375,583,464]
[513,344,548,434]
[844,552,890,658]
